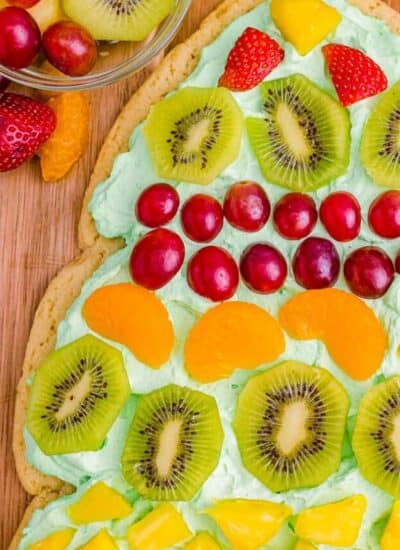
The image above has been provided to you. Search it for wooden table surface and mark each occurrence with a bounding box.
[1,0,399,547]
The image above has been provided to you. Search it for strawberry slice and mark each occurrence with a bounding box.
[219,27,284,91]
[322,44,388,107]
[0,92,56,172]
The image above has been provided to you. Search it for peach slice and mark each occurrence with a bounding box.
[279,288,387,381]
[29,529,75,550]
[185,301,285,383]
[83,283,174,369]
[68,481,131,524]
[185,533,221,549]
[80,530,118,550]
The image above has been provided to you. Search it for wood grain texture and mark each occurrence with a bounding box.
[0,0,398,547]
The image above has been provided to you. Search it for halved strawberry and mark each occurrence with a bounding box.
[322,44,388,107]
[0,92,56,172]
[219,27,284,92]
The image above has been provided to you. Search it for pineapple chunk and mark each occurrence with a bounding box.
[205,499,292,550]
[127,503,192,550]
[68,482,132,524]
[294,541,317,550]
[29,528,75,550]
[29,0,64,32]
[381,501,400,550]
[185,532,220,549]
[271,0,341,55]
[80,530,118,550]
[295,495,367,547]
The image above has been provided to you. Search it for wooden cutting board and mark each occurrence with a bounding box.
[0,0,398,546]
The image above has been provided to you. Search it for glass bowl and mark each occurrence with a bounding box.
[0,0,192,92]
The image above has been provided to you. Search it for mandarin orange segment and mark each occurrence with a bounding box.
[83,283,174,369]
[185,301,285,383]
[279,288,387,381]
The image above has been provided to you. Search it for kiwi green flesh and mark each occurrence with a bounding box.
[26,335,130,456]
[233,361,349,492]
[62,0,175,41]
[361,81,400,189]
[247,74,351,192]
[353,376,400,498]
[121,384,224,500]
[143,87,243,185]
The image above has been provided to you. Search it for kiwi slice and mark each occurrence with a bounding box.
[62,0,175,41]
[353,376,400,497]
[26,334,130,455]
[121,384,224,500]
[143,87,243,185]
[361,81,400,188]
[247,74,351,191]
[233,360,349,492]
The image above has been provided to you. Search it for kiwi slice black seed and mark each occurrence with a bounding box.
[353,376,400,497]
[27,334,130,455]
[247,74,351,191]
[121,384,224,500]
[143,87,243,185]
[233,360,349,492]
[62,0,175,41]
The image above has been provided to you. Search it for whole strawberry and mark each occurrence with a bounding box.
[219,27,284,91]
[0,92,56,172]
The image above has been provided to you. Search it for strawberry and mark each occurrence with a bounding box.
[322,44,388,107]
[0,92,56,172]
[219,27,284,91]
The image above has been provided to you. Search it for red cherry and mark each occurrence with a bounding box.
[293,237,340,289]
[240,243,287,294]
[6,0,40,7]
[42,21,97,77]
[187,246,239,301]
[129,228,185,290]
[136,183,179,228]
[320,192,361,242]
[224,181,270,232]
[181,194,223,242]
[368,190,400,239]
[0,75,10,91]
[344,246,394,299]
[0,7,40,69]
[395,251,400,274]
[273,193,317,240]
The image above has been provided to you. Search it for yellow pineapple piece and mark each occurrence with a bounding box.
[294,541,317,550]
[68,482,131,524]
[295,495,367,547]
[381,501,400,550]
[270,0,341,55]
[127,503,192,550]
[205,499,292,550]
[185,532,221,549]
[29,528,75,550]
[80,530,118,550]
[29,0,64,32]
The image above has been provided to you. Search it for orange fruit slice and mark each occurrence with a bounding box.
[185,301,285,383]
[83,283,174,369]
[279,288,387,381]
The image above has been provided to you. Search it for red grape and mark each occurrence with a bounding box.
[368,190,400,239]
[320,192,361,242]
[224,181,270,232]
[396,251,400,274]
[136,183,179,228]
[273,193,317,240]
[6,0,40,7]
[42,21,97,77]
[293,237,340,289]
[129,228,185,290]
[187,246,239,301]
[181,194,223,242]
[0,7,40,69]
[240,243,287,294]
[0,75,10,91]
[344,246,394,299]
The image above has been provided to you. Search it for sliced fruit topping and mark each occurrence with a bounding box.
[185,533,221,549]
[223,181,271,232]
[68,481,131,524]
[344,246,395,299]
[273,193,317,240]
[323,44,387,107]
[80,529,118,550]
[292,236,340,290]
[279,288,387,381]
[295,495,367,546]
[205,499,292,550]
[294,541,317,550]
[270,0,341,55]
[83,283,174,369]
[360,81,400,189]
[185,301,285,383]
[381,500,400,549]
[29,528,76,550]
[143,87,243,185]
[121,385,223,500]
[39,91,89,182]
[26,334,130,455]
[181,194,223,243]
[136,183,180,228]
[240,243,288,294]
[218,27,284,92]
[320,191,361,242]
[29,0,64,32]
[0,6,40,68]
[247,74,350,191]
[234,360,349,492]
[368,190,400,239]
